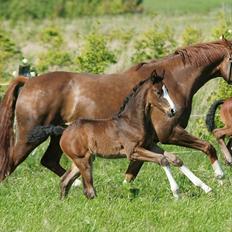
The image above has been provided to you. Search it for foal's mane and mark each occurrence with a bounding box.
[174,39,231,66]
[117,71,162,118]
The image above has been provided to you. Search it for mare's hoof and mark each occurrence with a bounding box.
[225,160,232,166]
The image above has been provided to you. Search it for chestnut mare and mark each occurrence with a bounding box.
[28,73,211,199]
[206,98,232,164]
[0,38,232,182]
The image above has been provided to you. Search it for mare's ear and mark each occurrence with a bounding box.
[150,69,164,84]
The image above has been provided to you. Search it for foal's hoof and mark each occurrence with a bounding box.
[84,189,96,199]
[172,189,180,200]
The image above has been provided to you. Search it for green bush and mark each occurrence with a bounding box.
[36,50,73,73]
[182,26,202,46]
[212,12,232,40]
[76,33,117,74]
[40,27,63,48]
[131,26,176,63]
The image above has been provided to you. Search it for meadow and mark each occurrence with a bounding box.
[1,0,232,231]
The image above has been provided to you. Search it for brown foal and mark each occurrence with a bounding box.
[29,72,212,199]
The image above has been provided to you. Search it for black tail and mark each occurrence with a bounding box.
[27,125,65,143]
[205,99,224,132]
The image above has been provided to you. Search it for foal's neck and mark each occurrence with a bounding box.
[117,82,149,134]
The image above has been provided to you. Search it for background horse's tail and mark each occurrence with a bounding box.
[0,76,28,180]
[27,125,65,144]
[205,99,224,132]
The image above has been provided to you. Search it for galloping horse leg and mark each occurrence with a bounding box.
[125,126,224,182]
[226,138,232,154]
[60,163,81,199]
[131,147,180,199]
[213,127,232,164]
[164,126,224,179]
[9,140,38,176]
[40,136,66,177]
[217,138,232,165]
[163,151,212,193]
[72,154,96,199]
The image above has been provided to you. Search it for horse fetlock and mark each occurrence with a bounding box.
[212,160,224,179]
[160,157,169,166]
[84,188,96,199]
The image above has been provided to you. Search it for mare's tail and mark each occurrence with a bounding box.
[0,76,28,180]
[205,99,224,132]
[27,125,65,144]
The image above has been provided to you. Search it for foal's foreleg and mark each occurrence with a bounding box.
[131,147,180,198]
[217,138,232,165]
[164,151,212,193]
[73,155,96,199]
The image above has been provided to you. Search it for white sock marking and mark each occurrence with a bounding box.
[179,165,212,193]
[72,179,82,187]
[212,160,224,179]
[162,165,179,198]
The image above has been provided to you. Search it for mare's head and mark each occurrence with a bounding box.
[146,70,176,117]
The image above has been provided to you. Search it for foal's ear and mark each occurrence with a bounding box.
[150,69,164,84]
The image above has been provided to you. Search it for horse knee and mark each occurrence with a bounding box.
[160,157,169,166]
[203,143,216,155]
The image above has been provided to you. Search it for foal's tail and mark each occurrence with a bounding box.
[0,76,28,180]
[205,99,224,132]
[27,125,65,144]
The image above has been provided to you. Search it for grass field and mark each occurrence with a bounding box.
[1,0,232,231]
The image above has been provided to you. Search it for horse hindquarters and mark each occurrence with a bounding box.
[0,77,28,181]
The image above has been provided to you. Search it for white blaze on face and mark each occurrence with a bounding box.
[162,85,176,114]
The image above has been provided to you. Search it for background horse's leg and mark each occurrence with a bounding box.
[217,138,232,164]
[40,136,66,177]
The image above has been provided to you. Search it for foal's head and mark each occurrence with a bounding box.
[146,71,176,117]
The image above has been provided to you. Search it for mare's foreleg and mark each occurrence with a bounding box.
[164,126,224,179]
[131,147,180,198]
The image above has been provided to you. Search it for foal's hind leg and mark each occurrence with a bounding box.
[60,163,81,199]
[40,136,66,177]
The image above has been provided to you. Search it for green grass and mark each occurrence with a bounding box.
[144,0,232,14]
[1,145,232,232]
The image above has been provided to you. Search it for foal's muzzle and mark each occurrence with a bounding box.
[167,108,176,118]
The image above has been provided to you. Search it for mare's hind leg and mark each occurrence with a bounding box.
[41,136,66,177]
[8,140,38,176]
[60,163,81,199]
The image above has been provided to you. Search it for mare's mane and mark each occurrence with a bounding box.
[174,39,230,66]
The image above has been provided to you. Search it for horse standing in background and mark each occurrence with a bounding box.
[0,38,232,183]
[28,72,211,199]
[206,98,232,164]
